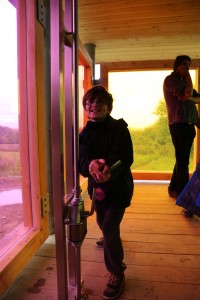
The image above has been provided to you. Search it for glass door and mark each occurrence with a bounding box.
[0,0,49,295]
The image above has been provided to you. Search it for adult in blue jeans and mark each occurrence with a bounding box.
[163,55,200,217]
[79,85,134,299]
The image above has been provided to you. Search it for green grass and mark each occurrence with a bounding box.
[132,153,194,171]
[0,145,20,176]
[130,127,194,172]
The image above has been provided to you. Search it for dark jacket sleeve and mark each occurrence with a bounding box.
[79,127,92,177]
[106,119,133,179]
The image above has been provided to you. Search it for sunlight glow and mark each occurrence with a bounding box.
[109,70,196,129]
[0,0,18,128]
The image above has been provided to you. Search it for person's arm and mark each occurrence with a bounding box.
[188,96,200,104]
[177,65,193,100]
[163,73,191,102]
[182,73,193,100]
[79,128,93,177]
[188,89,200,104]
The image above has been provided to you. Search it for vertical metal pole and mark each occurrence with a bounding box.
[64,1,87,299]
[84,43,96,84]
[50,1,68,299]
[43,0,54,235]
[72,0,80,198]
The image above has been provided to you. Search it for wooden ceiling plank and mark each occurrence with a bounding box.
[79,1,200,16]
[79,18,200,34]
[79,0,198,7]
[79,14,199,26]
[80,25,200,42]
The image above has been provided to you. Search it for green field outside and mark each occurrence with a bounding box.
[129,127,194,172]
[0,144,20,176]
[0,124,195,178]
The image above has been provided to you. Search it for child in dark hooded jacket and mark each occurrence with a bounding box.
[79,85,134,300]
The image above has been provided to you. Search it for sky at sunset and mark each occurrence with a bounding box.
[109,70,196,129]
[109,70,170,128]
[0,0,18,128]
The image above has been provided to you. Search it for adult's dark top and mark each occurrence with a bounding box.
[79,114,134,209]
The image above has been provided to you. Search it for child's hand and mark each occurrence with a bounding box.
[89,159,111,183]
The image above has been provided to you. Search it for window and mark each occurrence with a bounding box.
[0,0,26,258]
[109,70,197,172]
[0,1,49,294]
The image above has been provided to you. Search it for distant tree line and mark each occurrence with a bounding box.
[0,126,19,144]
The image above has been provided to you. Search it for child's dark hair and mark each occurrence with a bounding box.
[82,85,113,112]
[173,55,191,71]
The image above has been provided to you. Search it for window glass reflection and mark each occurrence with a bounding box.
[0,0,23,257]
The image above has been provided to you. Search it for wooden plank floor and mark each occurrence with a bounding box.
[2,182,200,300]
